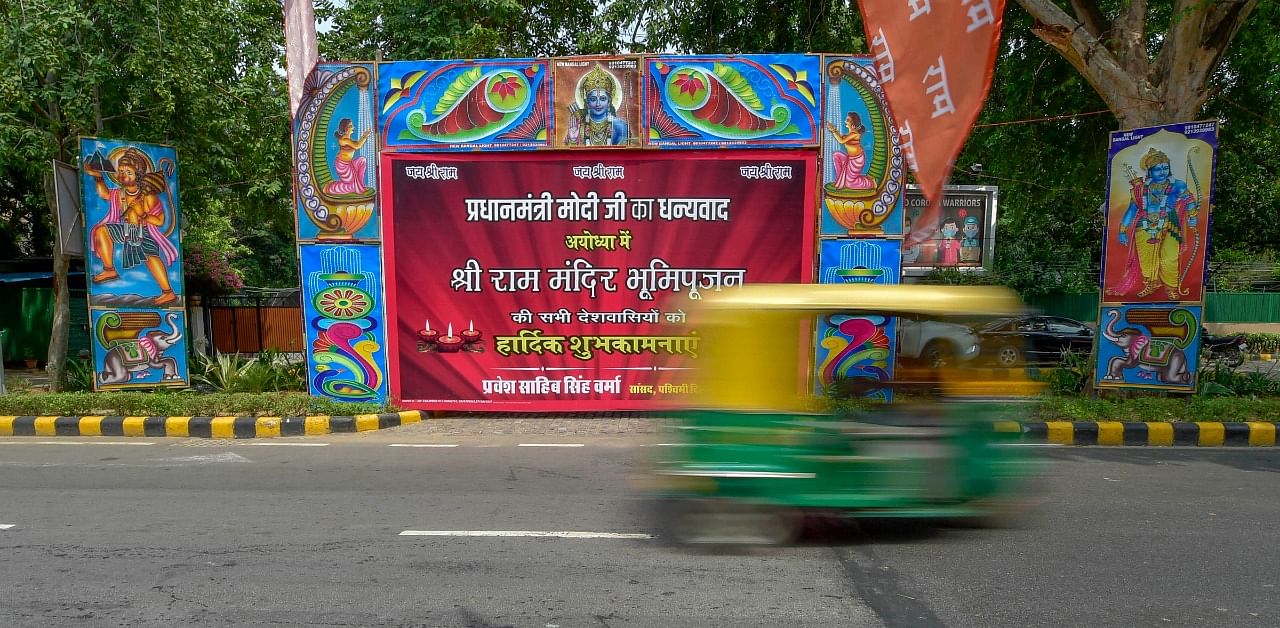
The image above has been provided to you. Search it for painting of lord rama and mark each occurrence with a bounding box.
[1109,147,1201,301]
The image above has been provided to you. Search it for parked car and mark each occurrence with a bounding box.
[976,316,1094,367]
[897,316,982,367]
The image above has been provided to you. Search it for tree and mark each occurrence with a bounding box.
[1014,0,1262,129]
[316,0,618,60]
[0,0,294,387]
[634,0,865,54]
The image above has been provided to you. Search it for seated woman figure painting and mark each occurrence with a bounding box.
[826,112,876,190]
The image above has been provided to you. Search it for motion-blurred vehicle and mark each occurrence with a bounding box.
[975,315,1094,367]
[1201,327,1247,368]
[898,317,982,368]
[646,284,1044,547]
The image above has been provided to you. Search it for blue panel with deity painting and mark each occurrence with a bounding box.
[294,63,382,242]
[1095,303,1202,393]
[299,244,390,403]
[643,54,821,149]
[79,137,185,310]
[815,239,902,400]
[378,59,550,152]
[88,308,190,391]
[820,56,905,237]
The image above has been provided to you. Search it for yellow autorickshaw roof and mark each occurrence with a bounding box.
[696,284,1026,317]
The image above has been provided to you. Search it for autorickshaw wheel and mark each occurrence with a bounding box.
[659,499,798,547]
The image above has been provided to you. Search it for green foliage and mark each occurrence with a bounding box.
[192,351,307,394]
[0,0,295,283]
[316,0,617,60]
[1243,333,1280,355]
[1039,350,1094,396]
[1036,396,1280,423]
[0,391,393,417]
[1198,362,1280,397]
[635,0,865,54]
[61,358,94,393]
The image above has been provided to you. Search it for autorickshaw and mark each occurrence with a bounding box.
[647,284,1043,546]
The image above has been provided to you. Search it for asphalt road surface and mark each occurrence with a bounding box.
[1,425,1276,627]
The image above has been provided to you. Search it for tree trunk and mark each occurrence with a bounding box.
[44,169,71,392]
[1015,0,1261,130]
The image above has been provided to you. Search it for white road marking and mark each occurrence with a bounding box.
[389,443,459,448]
[0,524,14,530]
[0,441,156,446]
[517,443,585,448]
[152,452,252,465]
[398,530,653,539]
[246,442,330,447]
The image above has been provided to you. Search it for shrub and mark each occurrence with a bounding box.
[61,359,95,393]
[1243,333,1280,355]
[192,352,308,393]
[184,242,246,296]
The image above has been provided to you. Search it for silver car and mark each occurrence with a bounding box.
[897,317,982,368]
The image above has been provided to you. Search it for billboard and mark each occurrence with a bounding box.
[1095,304,1202,392]
[902,184,997,274]
[819,56,905,237]
[294,63,381,242]
[1100,121,1217,304]
[80,137,189,391]
[552,57,643,148]
[815,239,902,400]
[382,150,816,410]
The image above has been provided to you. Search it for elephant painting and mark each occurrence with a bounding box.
[95,310,186,387]
[1098,307,1198,388]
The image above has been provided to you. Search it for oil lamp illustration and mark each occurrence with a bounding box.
[418,319,439,349]
[460,320,483,350]
[436,323,463,353]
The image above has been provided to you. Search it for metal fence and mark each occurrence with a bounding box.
[202,289,304,355]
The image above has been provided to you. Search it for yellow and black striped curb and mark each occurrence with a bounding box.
[995,420,1278,446]
[0,411,423,439]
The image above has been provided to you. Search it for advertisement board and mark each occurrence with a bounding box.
[1100,121,1217,304]
[383,150,816,410]
[902,184,997,274]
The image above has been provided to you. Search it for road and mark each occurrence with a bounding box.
[0,423,1276,627]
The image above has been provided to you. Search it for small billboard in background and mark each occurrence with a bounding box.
[52,160,84,257]
[902,184,997,275]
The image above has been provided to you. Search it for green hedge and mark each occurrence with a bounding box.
[1035,396,1280,423]
[1244,333,1280,354]
[0,392,394,417]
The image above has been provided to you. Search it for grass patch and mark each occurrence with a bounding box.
[0,392,396,417]
[1034,395,1280,423]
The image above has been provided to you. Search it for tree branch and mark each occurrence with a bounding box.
[1111,0,1150,77]
[1014,0,1145,114]
[1155,0,1259,118]
[1067,0,1107,39]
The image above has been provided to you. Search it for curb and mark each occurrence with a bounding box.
[0,411,423,439]
[995,420,1278,447]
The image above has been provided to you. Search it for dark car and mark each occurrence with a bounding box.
[976,316,1094,367]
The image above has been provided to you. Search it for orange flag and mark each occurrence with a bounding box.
[858,0,1005,245]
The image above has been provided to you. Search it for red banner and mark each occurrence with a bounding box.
[859,0,1005,245]
[383,151,816,411]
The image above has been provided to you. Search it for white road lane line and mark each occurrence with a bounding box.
[0,524,14,530]
[398,530,653,539]
[0,441,156,446]
[246,442,330,447]
[389,444,459,448]
[516,443,585,447]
